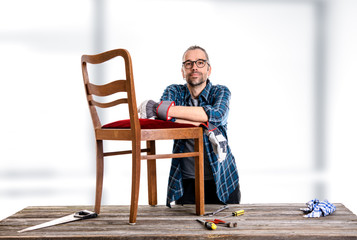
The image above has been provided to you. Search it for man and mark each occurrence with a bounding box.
[139,45,240,207]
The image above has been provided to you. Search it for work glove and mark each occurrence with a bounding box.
[300,199,336,218]
[138,100,175,120]
[200,122,227,163]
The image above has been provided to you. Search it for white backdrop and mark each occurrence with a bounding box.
[1,0,356,220]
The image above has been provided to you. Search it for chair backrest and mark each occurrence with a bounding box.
[81,49,141,136]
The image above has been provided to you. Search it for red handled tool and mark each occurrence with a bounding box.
[208,219,238,228]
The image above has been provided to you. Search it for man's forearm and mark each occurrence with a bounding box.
[168,106,208,123]
[174,118,202,126]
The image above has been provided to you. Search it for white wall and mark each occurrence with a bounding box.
[325,0,357,215]
[0,0,356,220]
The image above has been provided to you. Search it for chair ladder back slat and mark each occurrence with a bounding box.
[87,80,127,96]
[90,98,128,108]
[82,49,130,64]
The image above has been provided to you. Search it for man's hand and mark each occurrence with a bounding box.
[201,122,228,162]
[138,100,175,120]
[138,100,159,119]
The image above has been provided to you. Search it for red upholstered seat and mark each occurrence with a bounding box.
[102,118,196,129]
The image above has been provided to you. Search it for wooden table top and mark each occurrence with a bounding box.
[1,203,357,239]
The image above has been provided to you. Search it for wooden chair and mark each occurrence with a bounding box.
[81,48,205,224]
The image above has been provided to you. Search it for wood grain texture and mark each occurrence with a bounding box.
[1,203,356,239]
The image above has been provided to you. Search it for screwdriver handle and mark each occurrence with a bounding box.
[222,209,245,219]
[197,219,217,230]
[205,222,217,230]
[232,210,245,216]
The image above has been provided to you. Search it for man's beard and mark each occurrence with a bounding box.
[186,73,206,87]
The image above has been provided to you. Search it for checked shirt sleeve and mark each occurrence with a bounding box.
[202,86,231,127]
[160,85,180,103]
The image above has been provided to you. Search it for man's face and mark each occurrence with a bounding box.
[182,49,211,87]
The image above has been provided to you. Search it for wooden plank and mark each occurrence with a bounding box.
[1,204,357,239]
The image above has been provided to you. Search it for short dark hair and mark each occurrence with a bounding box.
[182,45,210,63]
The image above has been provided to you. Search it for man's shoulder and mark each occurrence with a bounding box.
[212,83,230,90]
[164,83,186,92]
[160,83,188,101]
[209,81,231,94]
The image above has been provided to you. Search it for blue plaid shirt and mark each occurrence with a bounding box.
[160,80,239,207]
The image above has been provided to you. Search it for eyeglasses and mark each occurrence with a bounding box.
[182,59,210,69]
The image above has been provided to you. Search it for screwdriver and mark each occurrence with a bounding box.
[196,219,217,230]
[222,209,245,218]
[204,205,229,216]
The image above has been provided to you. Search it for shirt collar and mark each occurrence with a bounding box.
[184,79,212,103]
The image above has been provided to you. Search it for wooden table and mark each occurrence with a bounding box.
[1,203,357,239]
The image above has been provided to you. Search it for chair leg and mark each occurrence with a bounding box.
[94,140,104,214]
[146,140,157,206]
[129,141,141,224]
[194,135,205,216]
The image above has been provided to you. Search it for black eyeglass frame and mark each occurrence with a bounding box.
[182,59,210,69]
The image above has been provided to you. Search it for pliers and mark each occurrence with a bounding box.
[207,218,238,228]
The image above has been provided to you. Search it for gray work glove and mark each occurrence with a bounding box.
[200,122,228,162]
[138,100,175,120]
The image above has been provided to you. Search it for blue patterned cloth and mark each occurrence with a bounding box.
[160,80,239,207]
[300,199,336,218]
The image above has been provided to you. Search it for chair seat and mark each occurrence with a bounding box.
[102,118,196,129]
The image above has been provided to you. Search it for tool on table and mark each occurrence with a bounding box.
[18,210,98,233]
[223,221,238,228]
[203,205,229,216]
[196,219,217,230]
[209,219,237,228]
[222,209,245,219]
